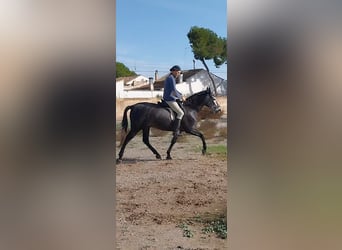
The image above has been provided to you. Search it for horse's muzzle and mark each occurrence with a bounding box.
[213,106,221,113]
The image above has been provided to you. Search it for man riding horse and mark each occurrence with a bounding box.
[116,66,221,162]
[163,65,185,136]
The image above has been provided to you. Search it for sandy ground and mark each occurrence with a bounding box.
[116,98,227,250]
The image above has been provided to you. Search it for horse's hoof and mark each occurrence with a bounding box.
[202,150,206,155]
[156,154,162,159]
[116,158,122,164]
[166,155,172,160]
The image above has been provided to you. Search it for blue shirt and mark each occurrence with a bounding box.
[163,74,182,101]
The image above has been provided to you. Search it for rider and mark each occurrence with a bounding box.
[163,65,185,136]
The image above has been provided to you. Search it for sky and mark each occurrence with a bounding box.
[116,0,227,79]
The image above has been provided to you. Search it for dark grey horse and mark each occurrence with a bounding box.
[117,87,221,162]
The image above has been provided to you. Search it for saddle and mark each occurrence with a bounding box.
[157,99,184,121]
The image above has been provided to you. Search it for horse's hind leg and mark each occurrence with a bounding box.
[142,127,161,159]
[117,130,138,161]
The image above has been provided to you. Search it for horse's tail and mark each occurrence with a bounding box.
[119,105,133,147]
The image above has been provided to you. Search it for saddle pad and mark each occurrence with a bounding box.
[165,107,175,121]
[157,100,175,120]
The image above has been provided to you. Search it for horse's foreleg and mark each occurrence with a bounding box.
[166,134,179,160]
[186,129,207,155]
[117,130,138,162]
[142,128,161,159]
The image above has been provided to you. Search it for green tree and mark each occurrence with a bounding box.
[116,62,137,77]
[187,26,227,96]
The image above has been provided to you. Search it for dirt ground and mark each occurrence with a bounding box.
[115,98,227,250]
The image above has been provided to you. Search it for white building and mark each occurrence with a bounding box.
[116,69,227,98]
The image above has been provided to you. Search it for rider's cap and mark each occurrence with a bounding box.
[170,65,181,71]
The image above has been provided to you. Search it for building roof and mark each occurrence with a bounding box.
[133,69,206,90]
[155,69,203,84]
[135,69,226,91]
[116,75,150,90]
[116,76,138,84]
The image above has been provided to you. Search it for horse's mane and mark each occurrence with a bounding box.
[184,90,209,106]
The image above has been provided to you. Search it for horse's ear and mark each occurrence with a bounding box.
[207,87,211,93]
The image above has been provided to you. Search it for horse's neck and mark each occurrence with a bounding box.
[184,100,205,113]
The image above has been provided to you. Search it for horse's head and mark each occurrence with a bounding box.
[204,87,221,113]
[185,87,222,113]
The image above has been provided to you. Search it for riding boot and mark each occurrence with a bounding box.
[173,118,182,136]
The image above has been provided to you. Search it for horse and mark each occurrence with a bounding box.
[116,87,221,162]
